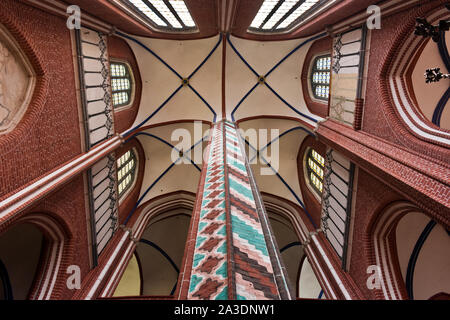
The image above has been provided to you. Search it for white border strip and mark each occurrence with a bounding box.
[388,8,450,146]
[0,137,121,221]
[85,230,130,299]
[264,199,350,299]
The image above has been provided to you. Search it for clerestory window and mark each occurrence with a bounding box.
[306,148,325,197]
[110,62,133,108]
[311,55,331,101]
[117,149,137,199]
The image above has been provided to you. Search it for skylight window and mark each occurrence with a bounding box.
[249,0,330,33]
[125,0,197,32]
[250,0,278,28]
[169,0,196,27]
[263,0,298,30]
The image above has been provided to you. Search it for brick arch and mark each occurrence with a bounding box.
[381,5,450,141]
[366,201,415,300]
[366,201,449,300]
[369,0,450,161]
[98,191,196,298]
[0,212,71,300]
[365,200,449,300]
[297,135,327,228]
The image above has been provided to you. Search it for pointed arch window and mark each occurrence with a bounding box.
[117,149,137,199]
[311,55,331,101]
[306,148,325,196]
[110,62,133,108]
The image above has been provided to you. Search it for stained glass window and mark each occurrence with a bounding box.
[117,150,137,198]
[111,62,132,108]
[306,148,325,196]
[311,55,331,101]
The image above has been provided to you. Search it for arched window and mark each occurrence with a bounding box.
[311,55,331,101]
[117,149,137,199]
[110,62,133,108]
[306,148,325,197]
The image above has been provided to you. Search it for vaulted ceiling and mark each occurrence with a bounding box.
[95,0,379,225]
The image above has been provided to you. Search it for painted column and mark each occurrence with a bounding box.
[178,121,292,300]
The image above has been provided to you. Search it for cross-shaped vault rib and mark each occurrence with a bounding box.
[118,32,222,138]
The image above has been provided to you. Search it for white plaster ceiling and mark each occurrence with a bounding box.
[239,117,311,205]
[225,35,319,126]
[121,32,325,222]
[125,35,222,128]
[136,121,210,204]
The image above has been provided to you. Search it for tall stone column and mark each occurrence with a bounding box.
[177,121,292,300]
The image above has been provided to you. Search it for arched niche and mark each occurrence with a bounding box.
[395,212,450,300]
[409,32,450,130]
[136,210,191,296]
[112,192,196,298]
[0,223,42,300]
[0,23,35,135]
[267,210,303,297]
[0,214,66,300]
[371,201,450,300]
[263,193,325,299]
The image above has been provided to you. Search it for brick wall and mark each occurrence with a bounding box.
[0,0,91,299]
[348,168,403,299]
[0,0,82,199]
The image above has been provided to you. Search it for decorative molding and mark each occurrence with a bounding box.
[0,136,121,226]
[385,7,450,146]
[317,120,450,226]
